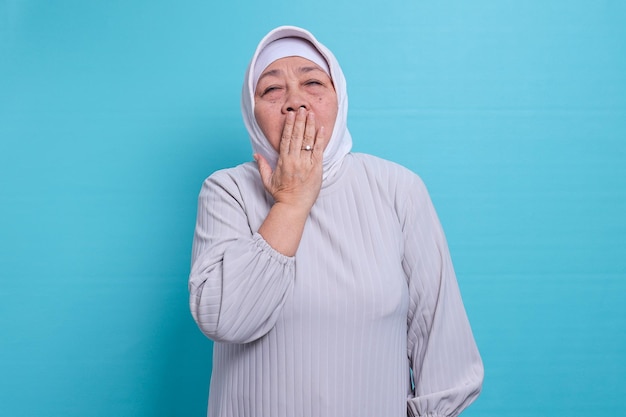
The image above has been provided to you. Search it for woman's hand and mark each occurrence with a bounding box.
[254,107,329,256]
[255,107,328,213]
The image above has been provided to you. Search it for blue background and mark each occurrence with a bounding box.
[1,1,625,416]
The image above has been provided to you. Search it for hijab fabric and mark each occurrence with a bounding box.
[241,26,352,181]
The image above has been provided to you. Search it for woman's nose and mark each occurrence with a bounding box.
[283,90,309,113]
[285,104,307,113]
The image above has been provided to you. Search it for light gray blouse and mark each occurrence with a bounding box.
[189,153,483,417]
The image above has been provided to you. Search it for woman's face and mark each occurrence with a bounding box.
[254,56,338,152]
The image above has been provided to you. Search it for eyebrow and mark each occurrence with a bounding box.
[257,65,325,84]
[297,66,324,74]
[257,68,282,83]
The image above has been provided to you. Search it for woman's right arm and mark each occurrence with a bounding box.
[189,173,296,344]
[189,108,327,344]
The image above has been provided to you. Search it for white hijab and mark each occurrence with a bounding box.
[241,26,352,181]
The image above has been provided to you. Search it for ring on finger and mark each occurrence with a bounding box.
[301,145,313,151]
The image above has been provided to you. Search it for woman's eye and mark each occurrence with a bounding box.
[262,86,281,96]
[305,80,323,86]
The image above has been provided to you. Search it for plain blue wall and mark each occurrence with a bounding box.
[1,1,624,416]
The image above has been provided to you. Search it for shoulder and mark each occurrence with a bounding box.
[205,161,258,185]
[348,153,428,195]
[199,162,262,199]
[345,153,436,225]
[346,155,442,235]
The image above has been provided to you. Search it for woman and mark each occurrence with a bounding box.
[189,25,483,417]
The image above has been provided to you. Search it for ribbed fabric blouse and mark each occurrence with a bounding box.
[189,153,483,417]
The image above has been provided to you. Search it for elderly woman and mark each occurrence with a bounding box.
[189,26,483,417]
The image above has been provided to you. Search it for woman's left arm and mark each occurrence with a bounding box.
[401,175,484,417]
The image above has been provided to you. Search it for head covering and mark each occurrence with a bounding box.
[253,37,330,92]
[241,26,352,181]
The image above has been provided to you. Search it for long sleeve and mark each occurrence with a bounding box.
[189,167,296,344]
[401,176,484,417]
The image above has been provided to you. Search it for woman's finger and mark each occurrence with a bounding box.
[302,112,316,155]
[289,107,307,154]
[279,110,296,156]
[312,126,327,162]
